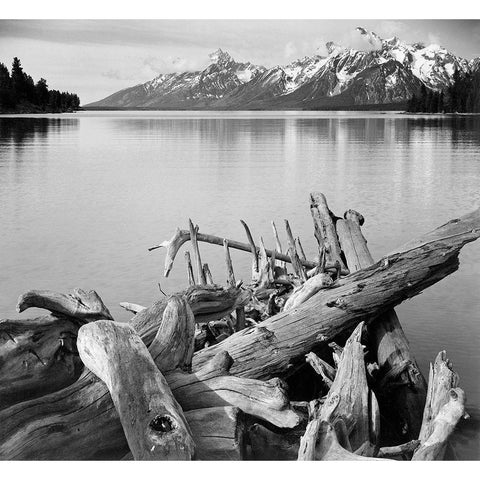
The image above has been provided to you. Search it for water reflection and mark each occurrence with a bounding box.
[0,112,479,459]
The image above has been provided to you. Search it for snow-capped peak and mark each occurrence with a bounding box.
[326,41,347,56]
[209,48,234,66]
[356,27,383,50]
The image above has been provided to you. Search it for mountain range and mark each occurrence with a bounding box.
[86,27,480,110]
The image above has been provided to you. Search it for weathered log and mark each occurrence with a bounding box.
[122,406,246,461]
[0,315,84,409]
[283,273,333,311]
[0,299,299,459]
[77,320,195,460]
[0,294,196,460]
[336,208,427,441]
[165,350,300,429]
[17,288,113,321]
[149,227,344,277]
[185,407,246,460]
[336,209,373,271]
[192,208,480,380]
[148,296,195,372]
[412,351,467,460]
[309,192,348,274]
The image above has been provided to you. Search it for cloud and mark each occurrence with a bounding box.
[427,32,441,46]
[284,41,297,59]
[101,69,128,81]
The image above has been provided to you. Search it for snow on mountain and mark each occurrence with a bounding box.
[86,29,477,109]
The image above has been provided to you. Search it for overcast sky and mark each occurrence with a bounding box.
[1,19,479,104]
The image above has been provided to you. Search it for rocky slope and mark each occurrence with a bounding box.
[86,28,476,110]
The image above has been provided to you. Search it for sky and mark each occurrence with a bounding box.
[1,19,479,104]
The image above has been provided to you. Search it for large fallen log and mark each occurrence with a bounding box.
[0,296,298,459]
[336,208,427,441]
[192,208,480,379]
[77,320,195,460]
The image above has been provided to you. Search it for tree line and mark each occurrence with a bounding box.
[407,69,480,113]
[0,57,80,113]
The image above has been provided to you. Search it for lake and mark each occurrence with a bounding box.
[0,111,479,459]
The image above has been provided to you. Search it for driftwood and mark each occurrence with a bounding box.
[305,352,336,388]
[16,289,113,321]
[123,406,246,461]
[0,294,299,459]
[284,220,307,281]
[309,192,348,274]
[77,320,195,460]
[336,208,427,441]
[192,208,480,380]
[0,315,84,409]
[0,288,113,410]
[1,199,477,462]
[377,440,420,458]
[412,351,467,460]
[149,226,345,277]
[119,302,146,314]
[132,284,251,346]
[283,273,332,311]
[185,406,246,460]
[224,240,246,331]
[189,219,207,285]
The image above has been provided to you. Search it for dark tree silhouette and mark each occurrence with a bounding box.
[0,57,81,113]
[407,67,479,114]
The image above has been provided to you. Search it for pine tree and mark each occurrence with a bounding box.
[0,62,15,109]
[11,57,27,100]
[35,78,49,108]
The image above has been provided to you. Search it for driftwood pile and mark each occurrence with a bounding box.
[0,192,478,461]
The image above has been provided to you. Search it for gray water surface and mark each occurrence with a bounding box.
[1,111,479,459]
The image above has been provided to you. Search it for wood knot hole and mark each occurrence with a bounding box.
[149,415,174,433]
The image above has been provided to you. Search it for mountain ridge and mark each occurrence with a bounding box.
[86,28,479,110]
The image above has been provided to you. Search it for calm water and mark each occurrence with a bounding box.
[1,111,479,459]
